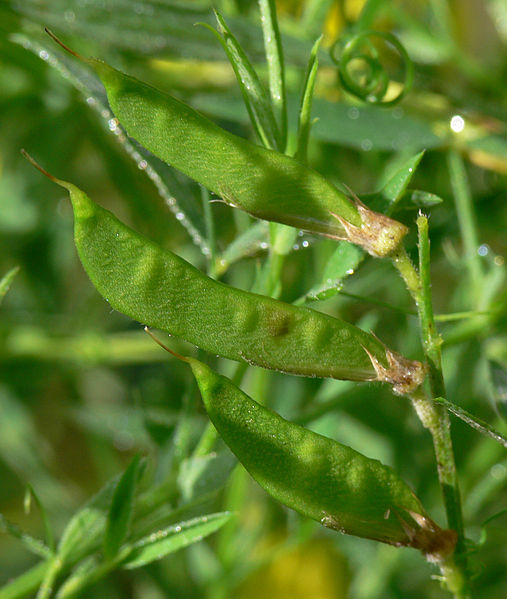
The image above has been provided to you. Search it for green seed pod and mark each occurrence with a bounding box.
[187,356,456,560]
[46,30,408,258]
[22,151,425,391]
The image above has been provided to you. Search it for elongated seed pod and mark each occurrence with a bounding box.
[64,179,386,382]
[23,153,426,391]
[91,59,361,237]
[187,357,456,559]
[45,31,408,258]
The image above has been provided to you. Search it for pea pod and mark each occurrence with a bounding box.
[45,30,408,258]
[22,152,425,392]
[183,355,456,560]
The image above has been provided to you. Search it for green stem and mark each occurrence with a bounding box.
[36,556,62,599]
[391,227,470,597]
[417,215,446,397]
[447,150,483,305]
[390,244,421,301]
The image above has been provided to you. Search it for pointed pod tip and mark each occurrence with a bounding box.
[21,151,95,218]
[21,150,72,192]
[143,327,189,363]
[44,28,86,62]
[21,149,57,182]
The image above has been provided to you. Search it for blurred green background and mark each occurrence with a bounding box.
[1,0,506,597]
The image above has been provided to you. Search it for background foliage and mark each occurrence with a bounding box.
[1,0,506,597]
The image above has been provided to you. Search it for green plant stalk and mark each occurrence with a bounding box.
[391,228,470,597]
[447,151,483,305]
[35,556,63,599]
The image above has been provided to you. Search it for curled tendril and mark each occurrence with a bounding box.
[330,30,414,106]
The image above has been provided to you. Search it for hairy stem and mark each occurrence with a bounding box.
[391,224,470,597]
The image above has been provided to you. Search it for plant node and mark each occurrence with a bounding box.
[331,196,408,257]
[399,510,458,562]
[363,339,427,395]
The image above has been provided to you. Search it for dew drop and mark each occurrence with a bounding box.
[361,138,373,151]
[490,463,506,480]
[39,50,49,61]
[392,107,404,119]
[477,244,489,256]
[176,212,185,221]
[138,159,148,170]
[347,106,360,120]
[108,118,118,132]
[450,115,465,133]
[302,240,309,248]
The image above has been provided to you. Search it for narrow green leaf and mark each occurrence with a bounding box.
[0,266,19,307]
[489,361,507,423]
[433,398,507,449]
[258,0,287,148]
[0,514,51,559]
[407,189,444,208]
[103,455,142,561]
[24,484,55,553]
[366,189,444,214]
[0,561,49,599]
[383,150,426,208]
[57,476,118,563]
[295,35,322,163]
[295,242,363,305]
[122,512,232,569]
[200,11,281,150]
